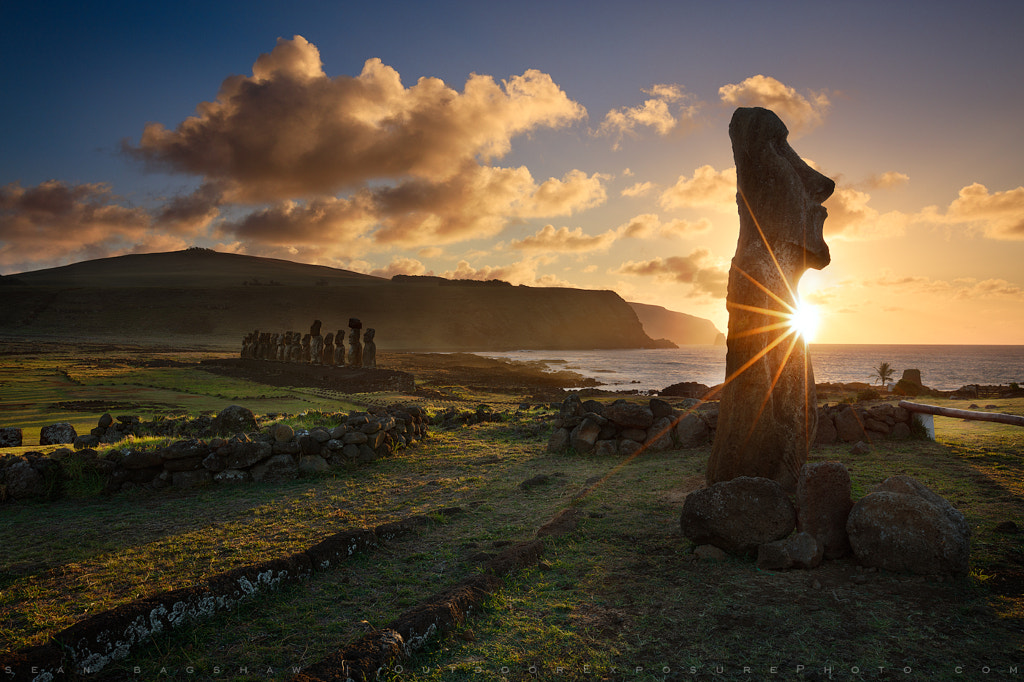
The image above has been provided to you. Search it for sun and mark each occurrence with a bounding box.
[787,299,820,342]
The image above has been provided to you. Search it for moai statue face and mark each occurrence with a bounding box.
[729,107,835,272]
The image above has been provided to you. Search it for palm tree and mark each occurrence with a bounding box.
[873,362,895,388]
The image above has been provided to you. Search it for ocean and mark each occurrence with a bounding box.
[477,345,1024,393]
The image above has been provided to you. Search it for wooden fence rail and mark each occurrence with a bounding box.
[898,401,1024,427]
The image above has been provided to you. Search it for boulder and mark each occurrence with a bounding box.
[846,475,970,575]
[797,461,853,559]
[161,439,210,461]
[223,441,272,469]
[211,405,258,436]
[40,422,77,446]
[251,454,299,483]
[593,439,618,457]
[121,449,164,469]
[3,459,46,499]
[644,417,674,452]
[680,476,796,555]
[834,407,867,443]
[814,409,838,445]
[0,427,23,448]
[649,398,674,419]
[674,413,710,448]
[270,422,295,442]
[73,434,101,449]
[603,401,654,430]
[757,532,823,570]
[298,454,331,475]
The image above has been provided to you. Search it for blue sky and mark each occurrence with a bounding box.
[2,0,1023,343]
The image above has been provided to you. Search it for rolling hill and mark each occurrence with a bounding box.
[628,301,725,346]
[0,249,693,351]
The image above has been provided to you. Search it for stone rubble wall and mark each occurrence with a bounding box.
[0,404,429,503]
[0,511,459,679]
[545,394,719,456]
[546,394,925,457]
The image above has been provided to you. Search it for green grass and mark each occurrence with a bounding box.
[1,344,1022,680]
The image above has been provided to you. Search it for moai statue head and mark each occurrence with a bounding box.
[363,328,375,343]
[324,332,334,346]
[310,319,322,337]
[729,107,834,273]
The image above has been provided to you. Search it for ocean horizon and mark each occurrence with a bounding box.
[477,344,1024,393]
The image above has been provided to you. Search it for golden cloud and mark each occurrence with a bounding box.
[944,183,1024,239]
[128,36,587,203]
[508,224,618,252]
[659,165,737,211]
[616,213,712,239]
[613,249,728,298]
[367,257,428,279]
[621,181,654,198]
[823,187,912,240]
[0,180,151,270]
[600,84,701,148]
[718,75,830,133]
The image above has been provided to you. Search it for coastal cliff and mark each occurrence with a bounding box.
[1,249,667,351]
[628,301,725,346]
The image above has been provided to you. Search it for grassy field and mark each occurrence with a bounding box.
[1,342,1022,680]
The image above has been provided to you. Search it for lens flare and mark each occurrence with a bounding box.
[787,300,820,342]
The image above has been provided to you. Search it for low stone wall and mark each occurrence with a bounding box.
[546,394,925,457]
[815,401,921,444]
[0,510,459,679]
[0,404,429,503]
[546,394,718,456]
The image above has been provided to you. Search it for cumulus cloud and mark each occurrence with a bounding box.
[216,194,378,252]
[942,183,1024,239]
[371,165,608,247]
[864,171,910,190]
[621,181,654,197]
[440,257,569,287]
[367,257,428,279]
[153,183,223,234]
[718,75,830,133]
[508,224,618,252]
[823,187,912,240]
[616,213,712,239]
[601,84,701,148]
[613,248,728,298]
[0,180,150,270]
[127,36,587,203]
[659,165,737,211]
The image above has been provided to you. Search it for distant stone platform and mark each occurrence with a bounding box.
[199,358,415,394]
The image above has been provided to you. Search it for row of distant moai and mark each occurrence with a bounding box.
[240,318,376,369]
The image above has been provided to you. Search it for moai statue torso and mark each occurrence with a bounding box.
[362,328,377,369]
[347,327,362,367]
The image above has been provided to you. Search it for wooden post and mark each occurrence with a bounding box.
[898,401,1024,427]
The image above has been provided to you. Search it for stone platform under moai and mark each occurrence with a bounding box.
[200,358,415,394]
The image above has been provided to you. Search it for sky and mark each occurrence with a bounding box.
[2,0,1023,344]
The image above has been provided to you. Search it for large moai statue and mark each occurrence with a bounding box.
[309,320,324,365]
[276,333,286,361]
[346,318,363,368]
[301,334,312,364]
[705,107,835,492]
[323,332,335,366]
[289,331,303,363]
[362,328,377,369]
[334,329,346,367]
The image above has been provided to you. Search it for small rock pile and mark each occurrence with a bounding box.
[0,404,429,502]
[681,465,970,575]
[71,413,142,449]
[546,394,718,456]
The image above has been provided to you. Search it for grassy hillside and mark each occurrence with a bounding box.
[1,249,662,351]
